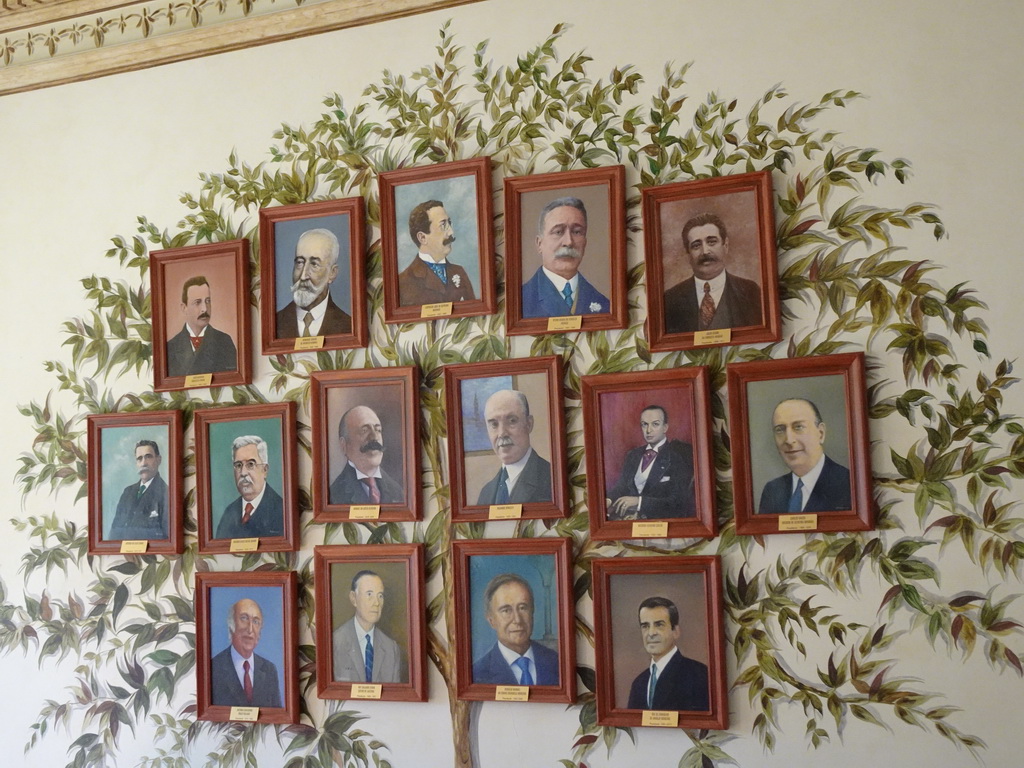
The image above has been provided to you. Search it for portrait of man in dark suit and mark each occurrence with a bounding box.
[328,405,404,506]
[605,405,696,520]
[521,197,609,318]
[627,596,709,711]
[107,439,169,540]
[215,436,285,539]
[276,228,352,339]
[398,200,476,307]
[472,573,559,686]
[333,570,405,683]
[210,597,282,708]
[475,390,552,506]
[758,398,852,514]
[166,276,238,377]
[663,212,762,334]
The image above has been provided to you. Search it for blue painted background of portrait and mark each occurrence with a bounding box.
[208,584,286,700]
[393,174,481,285]
[469,552,559,662]
[207,416,285,534]
[100,423,170,539]
[273,213,352,314]
[459,375,513,453]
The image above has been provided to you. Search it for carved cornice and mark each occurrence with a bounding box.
[0,0,482,97]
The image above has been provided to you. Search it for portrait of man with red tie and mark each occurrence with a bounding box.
[215,435,285,540]
[328,405,405,506]
[165,275,239,377]
[209,596,283,709]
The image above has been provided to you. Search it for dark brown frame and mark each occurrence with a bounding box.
[313,544,427,702]
[443,356,568,521]
[258,197,368,354]
[195,570,299,724]
[194,401,299,553]
[592,555,728,729]
[310,366,421,522]
[504,165,627,335]
[378,157,495,324]
[727,352,873,535]
[643,169,781,351]
[86,410,183,555]
[581,367,716,540]
[150,239,252,391]
[451,537,576,703]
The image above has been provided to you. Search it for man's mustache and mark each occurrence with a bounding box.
[554,246,581,260]
[198,311,211,320]
[443,234,456,246]
[361,440,385,454]
[292,278,316,292]
[697,254,719,264]
[495,437,514,449]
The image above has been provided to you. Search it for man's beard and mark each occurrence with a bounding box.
[292,279,327,309]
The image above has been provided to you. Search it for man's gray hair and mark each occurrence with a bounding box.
[231,435,269,465]
[297,227,340,265]
[537,196,587,235]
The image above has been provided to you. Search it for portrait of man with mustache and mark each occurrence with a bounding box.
[166,275,238,377]
[475,389,552,506]
[107,439,169,541]
[328,405,405,506]
[397,199,477,306]
[216,435,285,539]
[275,228,353,339]
[521,196,610,318]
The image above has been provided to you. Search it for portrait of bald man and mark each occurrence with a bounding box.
[475,389,552,506]
[329,405,405,506]
[276,227,353,338]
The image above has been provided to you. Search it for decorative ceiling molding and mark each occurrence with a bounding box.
[0,0,483,97]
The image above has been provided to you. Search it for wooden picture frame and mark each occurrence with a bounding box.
[591,555,728,729]
[643,169,781,351]
[378,157,495,324]
[313,544,427,702]
[150,239,252,391]
[581,367,716,540]
[727,352,873,535]
[504,165,627,335]
[451,537,576,703]
[86,410,183,555]
[195,570,299,724]
[194,401,299,553]
[258,196,368,354]
[444,356,568,521]
[310,366,421,522]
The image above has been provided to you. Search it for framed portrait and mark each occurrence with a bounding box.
[194,401,299,553]
[443,356,568,521]
[313,544,427,702]
[310,366,421,522]
[591,556,728,729]
[581,367,716,540]
[195,570,299,724]
[643,169,781,351]
[727,352,873,535]
[150,239,252,391]
[86,410,183,555]
[258,196,368,354]
[378,157,495,324]
[504,165,627,336]
[451,537,576,703]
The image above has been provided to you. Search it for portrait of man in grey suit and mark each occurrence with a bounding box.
[166,276,238,377]
[328,405,404,506]
[663,212,762,334]
[332,570,405,683]
[107,439,169,540]
[209,597,282,708]
[276,228,352,339]
[475,390,552,506]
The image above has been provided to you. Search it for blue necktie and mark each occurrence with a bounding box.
[514,656,534,686]
[495,467,510,504]
[561,282,573,308]
[647,663,658,708]
[788,478,804,512]
[427,261,447,284]
[364,633,374,682]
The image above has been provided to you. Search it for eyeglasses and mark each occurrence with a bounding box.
[232,460,264,472]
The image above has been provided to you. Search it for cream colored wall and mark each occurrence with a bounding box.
[1,1,1022,765]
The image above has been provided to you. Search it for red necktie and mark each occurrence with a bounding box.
[241,502,254,524]
[243,659,253,703]
[190,336,202,350]
[362,477,381,504]
[699,283,716,329]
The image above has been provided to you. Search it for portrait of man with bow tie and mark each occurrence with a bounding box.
[165,275,238,377]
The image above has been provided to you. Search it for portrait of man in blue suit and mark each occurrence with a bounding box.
[521,196,610,318]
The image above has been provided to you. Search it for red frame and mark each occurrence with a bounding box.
[581,367,717,540]
[591,555,728,729]
[643,169,781,351]
[313,544,427,701]
[451,537,576,703]
[258,196,368,354]
[727,351,874,535]
[195,570,299,724]
[86,410,184,555]
[443,355,569,521]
